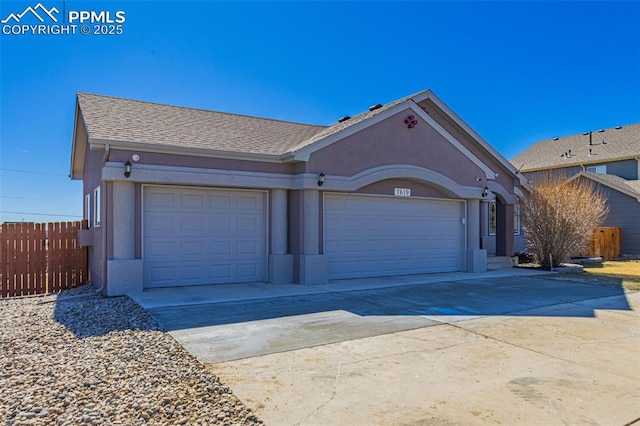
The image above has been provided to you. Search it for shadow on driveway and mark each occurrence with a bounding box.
[146,275,633,332]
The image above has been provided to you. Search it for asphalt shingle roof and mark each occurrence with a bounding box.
[579,172,640,200]
[511,123,640,172]
[77,91,431,157]
[289,91,424,152]
[77,93,327,156]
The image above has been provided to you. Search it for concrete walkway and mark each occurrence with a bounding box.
[129,270,640,425]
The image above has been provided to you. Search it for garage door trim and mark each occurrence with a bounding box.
[142,184,269,287]
[323,192,466,279]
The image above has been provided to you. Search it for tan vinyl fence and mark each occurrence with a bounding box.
[588,227,621,261]
[0,221,89,298]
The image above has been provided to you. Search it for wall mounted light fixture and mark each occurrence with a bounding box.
[317,172,325,187]
[482,186,489,197]
[124,161,132,178]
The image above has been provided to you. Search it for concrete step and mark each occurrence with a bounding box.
[487,256,515,270]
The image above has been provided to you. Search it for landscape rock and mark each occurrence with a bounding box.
[0,284,263,425]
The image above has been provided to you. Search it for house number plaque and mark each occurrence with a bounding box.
[394,188,411,197]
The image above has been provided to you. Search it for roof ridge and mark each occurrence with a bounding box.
[76,92,328,129]
[287,90,430,153]
[539,122,640,142]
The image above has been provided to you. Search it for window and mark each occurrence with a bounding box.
[93,186,101,227]
[586,165,606,174]
[489,201,497,235]
[85,193,92,227]
[488,201,520,235]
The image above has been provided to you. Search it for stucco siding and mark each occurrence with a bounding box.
[418,99,515,190]
[597,184,640,254]
[355,178,449,198]
[82,147,105,289]
[109,149,295,175]
[306,109,485,187]
[288,190,303,280]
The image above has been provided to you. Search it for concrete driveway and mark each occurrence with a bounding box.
[130,270,640,425]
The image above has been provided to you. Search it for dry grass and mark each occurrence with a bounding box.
[540,260,640,291]
[583,260,640,290]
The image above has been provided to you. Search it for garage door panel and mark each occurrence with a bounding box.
[181,193,205,208]
[210,241,232,255]
[210,264,233,280]
[148,265,177,283]
[237,263,259,278]
[237,240,259,255]
[146,240,175,257]
[237,196,259,210]
[146,191,175,208]
[325,194,463,279]
[180,241,205,256]
[181,265,205,281]
[146,214,175,233]
[144,187,266,288]
[180,216,205,232]
[237,217,259,232]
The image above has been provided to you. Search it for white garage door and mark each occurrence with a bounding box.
[143,186,266,288]
[324,194,464,279]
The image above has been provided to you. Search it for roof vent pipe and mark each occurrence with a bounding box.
[369,104,383,111]
[338,116,351,123]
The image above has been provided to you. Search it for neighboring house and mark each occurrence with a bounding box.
[70,90,525,296]
[511,123,640,255]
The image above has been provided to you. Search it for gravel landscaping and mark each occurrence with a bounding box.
[0,284,263,425]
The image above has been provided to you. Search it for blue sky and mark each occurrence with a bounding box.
[1,1,639,223]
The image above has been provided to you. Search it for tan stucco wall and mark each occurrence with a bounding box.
[418,99,515,190]
[354,178,448,198]
[108,149,295,174]
[305,109,486,188]
[83,147,105,289]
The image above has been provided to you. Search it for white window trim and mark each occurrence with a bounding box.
[93,186,101,227]
[489,201,497,236]
[85,193,92,227]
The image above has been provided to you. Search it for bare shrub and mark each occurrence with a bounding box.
[521,173,608,269]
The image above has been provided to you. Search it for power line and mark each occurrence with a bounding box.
[0,210,82,218]
[0,168,69,177]
[0,195,53,202]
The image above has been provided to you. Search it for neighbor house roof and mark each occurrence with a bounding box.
[570,171,640,202]
[511,123,640,172]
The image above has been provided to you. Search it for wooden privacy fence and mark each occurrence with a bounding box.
[0,221,89,298]
[588,227,621,261]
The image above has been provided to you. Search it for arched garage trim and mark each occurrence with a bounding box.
[310,164,481,199]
